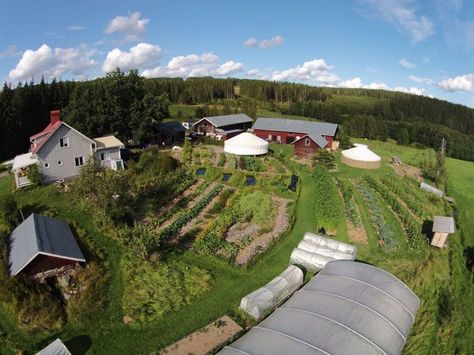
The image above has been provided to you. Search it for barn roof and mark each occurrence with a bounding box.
[37,338,71,355]
[196,113,253,128]
[155,120,186,133]
[8,213,85,276]
[219,261,420,355]
[253,118,338,148]
[433,216,455,233]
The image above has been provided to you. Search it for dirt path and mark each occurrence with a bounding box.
[166,185,223,245]
[392,163,423,181]
[346,200,368,244]
[160,315,242,355]
[158,182,217,232]
[235,197,291,266]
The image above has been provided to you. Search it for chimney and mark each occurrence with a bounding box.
[50,110,61,125]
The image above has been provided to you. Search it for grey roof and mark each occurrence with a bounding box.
[220,261,420,355]
[37,338,71,355]
[155,120,185,133]
[433,216,455,233]
[9,213,85,276]
[420,182,444,197]
[253,118,338,148]
[199,113,253,128]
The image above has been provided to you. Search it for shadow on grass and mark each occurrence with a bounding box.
[65,335,92,355]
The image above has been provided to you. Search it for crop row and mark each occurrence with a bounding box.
[156,184,224,242]
[365,176,426,251]
[312,167,344,231]
[357,183,398,250]
[336,178,361,227]
[380,175,424,218]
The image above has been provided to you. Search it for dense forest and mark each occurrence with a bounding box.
[1,73,474,162]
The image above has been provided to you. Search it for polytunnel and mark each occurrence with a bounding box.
[220,260,420,355]
[303,232,358,257]
[239,265,304,320]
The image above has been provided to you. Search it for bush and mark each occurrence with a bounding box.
[313,149,336,169]
[26,164,42,187]
[0,194,19,228]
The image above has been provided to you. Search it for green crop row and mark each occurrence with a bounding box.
[312,167,344,231]
[336,178,361,227]
[365,176,426,251]
[380,175,425,218]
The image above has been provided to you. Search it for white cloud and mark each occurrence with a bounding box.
[338,77,364,88]
[102,43,162,73]
[243,38,258,48]
[271,59,335,83]
[142,52,221,78]
[8,44,98,82]
[216,61,244,76]
[105,12,149,42]
[394,86,426,95]
[438,74,474,92]
[361,0,434,43]
[68,26,87,31]
[409,74,433,84]
[0,44,20,58]
[365,82,389,90]
[399,58,415,69]
[244,35,284,49]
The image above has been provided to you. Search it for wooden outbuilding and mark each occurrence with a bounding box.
[194,114,253,140]
[8,213,85,277]
[431,216,455,248]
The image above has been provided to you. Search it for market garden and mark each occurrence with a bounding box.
[0,139,473,354]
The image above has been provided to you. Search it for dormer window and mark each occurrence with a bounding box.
[59,136,69,148]
[304,138,311,146]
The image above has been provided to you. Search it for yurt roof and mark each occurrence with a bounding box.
[224,132,269,156]
[341,145,381,162]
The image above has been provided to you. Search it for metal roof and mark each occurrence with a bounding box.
[8,213,85,276]
[253,118,338,148]
[432,216,455,233]
[219,261,420,355]
[93,135,125,149]
[36,338,71,355]
[197,113,253,128]
[155,120,186,133]
[420,182,444,197]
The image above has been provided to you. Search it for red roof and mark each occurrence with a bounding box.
[30,110,63,154]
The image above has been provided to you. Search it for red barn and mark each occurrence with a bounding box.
[252,118,338,157]
[193,113,253,140]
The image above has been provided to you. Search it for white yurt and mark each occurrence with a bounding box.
[224,132,269,156]
[341,143,381,169]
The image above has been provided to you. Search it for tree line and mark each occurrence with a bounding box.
[1,74,474,162]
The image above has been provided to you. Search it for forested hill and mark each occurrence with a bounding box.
[1,72,474,162]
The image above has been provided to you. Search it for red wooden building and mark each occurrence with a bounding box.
[193,113,253,140]
[8,213,86,277]
[252,118,338,157]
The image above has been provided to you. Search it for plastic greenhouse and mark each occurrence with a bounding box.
[303,232,358,257]
[239,265,304,320]
[220,261,420,355]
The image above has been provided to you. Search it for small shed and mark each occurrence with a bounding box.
[152,121,185,145]
[8,213,86,277]
[392,156,402,165]
[36,338,71,355]
[431,216,455,248]
[420,182,444,197]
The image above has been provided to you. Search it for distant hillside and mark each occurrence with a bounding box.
[1,74,474,161]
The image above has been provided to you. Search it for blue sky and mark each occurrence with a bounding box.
[1,0,473,107]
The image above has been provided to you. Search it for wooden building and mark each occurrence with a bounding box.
[194,114,253,140]
[252,118,338,157]
[431,216,455,248]
[151,121,186,145]
[8,213,85,277]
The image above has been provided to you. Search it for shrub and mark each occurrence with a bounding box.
[313,149,336,169]
[0,194,19,228]
[26,164,42,187]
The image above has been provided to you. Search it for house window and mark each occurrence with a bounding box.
[304,138,311,146]
[59,136,69,148]
[57,160,63,166]
[91,143,96,150]
[75,156,84,167]
[100,152,110,161]
[44,162,50,169]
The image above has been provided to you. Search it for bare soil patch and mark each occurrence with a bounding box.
[226,222,260,244]
[346,201,368,244]
[234,197,291,266]
[160,315,242,355]
[391,163,423,181]
[153,180,204,220]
